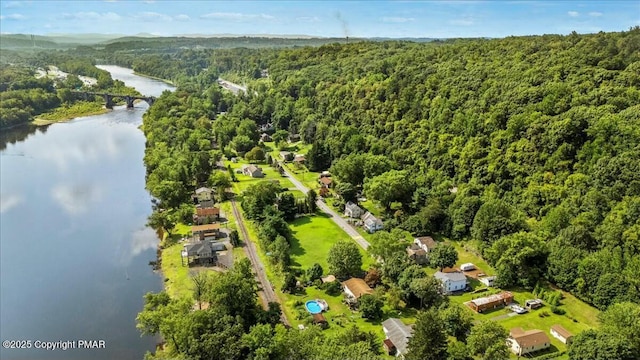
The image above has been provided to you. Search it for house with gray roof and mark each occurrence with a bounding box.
[362,212,383,233]
[414,236,437,253]
[344,201,364,219]
[181,241,226,266]
[434,271,468,294]
[241,164,264,178]
[382,318,413,358]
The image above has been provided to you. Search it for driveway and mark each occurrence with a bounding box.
[280,163,370,250]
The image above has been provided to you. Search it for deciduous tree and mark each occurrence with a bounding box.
[327,240,363,279]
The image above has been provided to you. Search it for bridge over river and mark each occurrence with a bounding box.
[72,91,156,109]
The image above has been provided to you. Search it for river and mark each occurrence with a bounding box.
[0,66,174,359]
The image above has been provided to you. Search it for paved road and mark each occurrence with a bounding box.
[217,79,247,95]
[230,197,289,326]
[280,163,370,250]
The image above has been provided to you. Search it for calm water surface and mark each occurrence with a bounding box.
[0,66,174,359]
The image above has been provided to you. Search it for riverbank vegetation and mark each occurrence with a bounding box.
[138,29,640,359]
[0,58,141,128]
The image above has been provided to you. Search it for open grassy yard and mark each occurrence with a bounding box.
[225,158,295,193]
[289,214,375,273]
[358,199,385,218]
[263,141,323,190]
[161,223,192,299]
[279,285,387,341]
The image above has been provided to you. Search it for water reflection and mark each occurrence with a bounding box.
[0,193,22,213]
[51,183,103,215]
[0,123,49,151]
[0,66,173,360]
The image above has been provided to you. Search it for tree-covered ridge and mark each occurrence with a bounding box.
[252,30,640,308]
[140,29,638,310]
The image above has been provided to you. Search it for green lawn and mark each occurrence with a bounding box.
[358,199,385,218]
[289,214,375,273]
[225,158,294,193]
[279,285,387,342]
[263,141,323,190]
[161,223,193,299]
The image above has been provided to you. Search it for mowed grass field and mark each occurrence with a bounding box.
[161,223,193,299]
[225,158,295,193]
[289,214,375,274]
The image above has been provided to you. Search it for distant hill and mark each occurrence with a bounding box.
[0,33,452,52]
[0,34,62,49]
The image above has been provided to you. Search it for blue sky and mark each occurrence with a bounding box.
[0,1,638,38]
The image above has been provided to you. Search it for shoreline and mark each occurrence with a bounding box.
[132,71,176,86]
[32,107,111,126]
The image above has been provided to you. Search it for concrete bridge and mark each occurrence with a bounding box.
[72,91,156,109]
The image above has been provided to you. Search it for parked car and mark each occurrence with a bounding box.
[510,304,528,314]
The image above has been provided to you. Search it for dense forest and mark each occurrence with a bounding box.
[142,28,639,308]
[137,29,640,359]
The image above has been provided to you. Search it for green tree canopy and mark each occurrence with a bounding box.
[406,309,448,360]
[327,240,363,279]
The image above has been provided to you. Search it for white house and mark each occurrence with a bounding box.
[414,236,437,253]
[362,212,383,233]
[344,201,364,218]
[508,328,550,356]
[434,271,467,294]
[550,325,573,345]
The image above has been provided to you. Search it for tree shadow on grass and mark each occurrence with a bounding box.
[288,234,305,267]
[292,215,313,226]
[316,212,332,219]
[164,233,183,247]
[526,344,561,359]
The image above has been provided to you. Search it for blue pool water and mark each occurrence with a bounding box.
[305,300,323,314]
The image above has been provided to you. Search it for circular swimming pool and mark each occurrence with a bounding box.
[305,300,323,314]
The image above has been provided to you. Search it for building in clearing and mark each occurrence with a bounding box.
[508,328,551,356]
[434,271,468,294]
[406,244,428,265]
[319,176,332,188]
[468,291,514,313]
[342,278,373,299]
[241,164,264,178]
[382,318,413,358]
[414,236,437,253]
[550,324,574,344]
[181,241,226,266]
[312,313,328,328]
